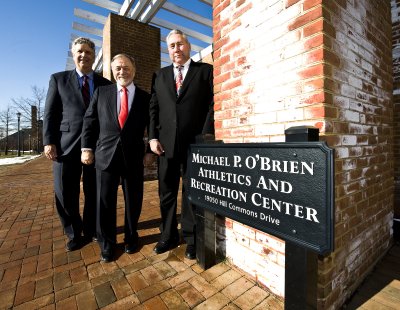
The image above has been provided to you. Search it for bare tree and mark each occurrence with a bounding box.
[0,127,4,154]
[11,85,46,153]
[0,106,13,155]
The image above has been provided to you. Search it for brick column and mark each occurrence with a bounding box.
[392,0,400,219]
[102,13,160,92]
[213,0,393,308]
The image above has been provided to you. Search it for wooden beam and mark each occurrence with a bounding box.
[128,0,152,19]
[82,0,121,12]
[152,17,212,44]
[94,49,103,72]
[139,0,166,22]
[74,8,107,25]
[66,57,75,65]
[162,2,212,27]
[119,0,136,16]
[161,55,170,64]
[191,44,213,62]
[199,0,212,6]
[72,22,103,37]
[65,57,75,70]
[160,46,168,55]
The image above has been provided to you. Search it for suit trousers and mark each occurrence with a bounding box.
[158,155,196,245]
[53,145,97,241]
[96,146,144,253]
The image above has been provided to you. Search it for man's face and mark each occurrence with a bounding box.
[167,34,191,65]
[72,43,95,74]
[111,56,136,87]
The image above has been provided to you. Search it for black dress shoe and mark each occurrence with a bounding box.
[100,251,113,263]
[153,238,179,254]
[65,239,81,252]
[185,245,196,260]
[125,242,138,254]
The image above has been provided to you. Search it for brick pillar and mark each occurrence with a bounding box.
[392,0,400,220]
[102,13,160,92]
[213,0,393,309]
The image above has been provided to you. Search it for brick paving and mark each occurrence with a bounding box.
[2,156,400,309]
[0,156,284,309]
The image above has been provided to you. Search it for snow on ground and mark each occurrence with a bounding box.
[0,154,42,166]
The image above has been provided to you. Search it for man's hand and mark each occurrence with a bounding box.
[44,144,57,161]
[81,150,94,165]
[149,140,164,156]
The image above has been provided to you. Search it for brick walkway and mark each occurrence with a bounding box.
[0,156,283,309]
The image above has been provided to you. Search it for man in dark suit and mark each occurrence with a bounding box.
[81,54,151,262]
[43,37,111,251]
[149,29,214,259]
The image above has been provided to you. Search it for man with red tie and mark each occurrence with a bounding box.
[81,54,151,262]
[149,29,214,260]
[43,37,111,252]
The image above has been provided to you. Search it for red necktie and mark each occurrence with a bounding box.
[118,87,128,128]
[175,66,183,96]
[82,75,90,107]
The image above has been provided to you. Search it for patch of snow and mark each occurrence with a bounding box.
[0,154,42,166]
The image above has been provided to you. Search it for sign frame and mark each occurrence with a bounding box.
[187,141,335,255]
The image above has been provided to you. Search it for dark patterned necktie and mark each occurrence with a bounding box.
[82,75,90,107]
[175,66,183,96]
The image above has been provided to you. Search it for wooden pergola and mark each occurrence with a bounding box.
[66,0,212,70]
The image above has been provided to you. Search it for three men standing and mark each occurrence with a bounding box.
[44,29,214,262]
[43,37,112,251]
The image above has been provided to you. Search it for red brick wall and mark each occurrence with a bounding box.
[328,2,393,307]
[102,13,160,92]
[213,0,393,308]
[393,0,400,218]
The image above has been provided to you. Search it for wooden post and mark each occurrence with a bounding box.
[194,134,220,269]
[284,126,318,310]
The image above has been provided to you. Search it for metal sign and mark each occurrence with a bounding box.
[187,142,334,255]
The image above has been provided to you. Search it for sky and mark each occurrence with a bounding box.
[0,0,212,129]
[0,1,79,112]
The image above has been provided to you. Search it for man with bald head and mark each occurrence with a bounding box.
[81,54,151,262]
[43,37,111,252]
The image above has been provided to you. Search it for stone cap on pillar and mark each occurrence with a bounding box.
[285,126,319,142]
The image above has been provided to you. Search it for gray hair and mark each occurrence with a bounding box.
[166,29,190,45]
[111,53,136,67]
[71,37,95,52]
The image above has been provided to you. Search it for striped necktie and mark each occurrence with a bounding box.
[175,66,183,96]
[82,75,90,107]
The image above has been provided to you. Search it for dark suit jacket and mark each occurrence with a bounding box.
[149,61,214,158]
[43,70,111,157]
[81,84,150,171]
